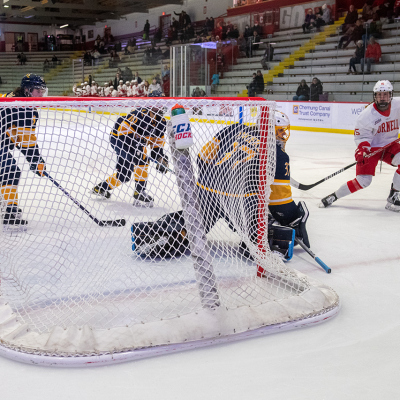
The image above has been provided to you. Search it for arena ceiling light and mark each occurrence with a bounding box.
[60,24,69,28]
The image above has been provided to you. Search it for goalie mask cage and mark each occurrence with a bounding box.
[0,97,339,367]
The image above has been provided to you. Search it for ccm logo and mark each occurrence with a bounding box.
[174,123,191,133]
[175,132,192,139]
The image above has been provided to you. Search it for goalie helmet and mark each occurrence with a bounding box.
[275,111,290,144]
[373,80,393,110]
[20,74,47,97]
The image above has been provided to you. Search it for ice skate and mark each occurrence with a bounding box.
[2,206,28,232]
[133,190,154,208]
[91,185,111,199]
[385,185,400,212]
[319,192,338,208]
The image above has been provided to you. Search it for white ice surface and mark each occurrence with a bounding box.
[1,130,400,400]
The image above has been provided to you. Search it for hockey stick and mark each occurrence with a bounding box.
[291,137,400,191]
[295,238,331,274]
[43,172,126,227]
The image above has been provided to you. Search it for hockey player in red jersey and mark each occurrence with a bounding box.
[1,74,47,230]
[320,80,400,211]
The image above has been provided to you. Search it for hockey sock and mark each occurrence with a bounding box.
[134,165,149,183]
[1,185,18,207]
[105,173,122,189]
[135,180,147,193]
[393,171,400,191]
[335,182,352,198]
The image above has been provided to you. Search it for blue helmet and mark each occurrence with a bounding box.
[20,74,47,96]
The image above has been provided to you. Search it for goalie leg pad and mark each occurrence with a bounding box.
[268,225,295,261]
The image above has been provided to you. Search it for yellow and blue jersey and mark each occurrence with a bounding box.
[110,108,166,158]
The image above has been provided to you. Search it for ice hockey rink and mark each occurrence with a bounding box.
[1,124,400,400]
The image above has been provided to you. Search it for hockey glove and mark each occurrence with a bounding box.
[156,156,169,174]
[355,141,371,164]
[30,158,46,177]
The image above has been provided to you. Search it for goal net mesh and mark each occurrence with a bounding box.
[0,98,338,361]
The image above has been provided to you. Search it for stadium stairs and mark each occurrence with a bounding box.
[0,51,78,95]
[215,18,400,102]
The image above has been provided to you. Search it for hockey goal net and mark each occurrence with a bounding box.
[0,97,339,366]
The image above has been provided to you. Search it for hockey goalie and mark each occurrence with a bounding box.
[131,111,310,260]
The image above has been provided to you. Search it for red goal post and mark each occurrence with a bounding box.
[0,96,339,367]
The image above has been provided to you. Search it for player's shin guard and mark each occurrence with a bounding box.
[1,185,22,218]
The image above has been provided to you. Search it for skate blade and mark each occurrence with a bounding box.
[385,202,400,212]
[318,202,330,208]
[132,199,154,208]
[2,224,28,233]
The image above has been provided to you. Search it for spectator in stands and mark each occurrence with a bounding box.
[388,0,400,22]
[143,20,150,40]
[261,43,274,69]
[348,40,365,74]
[254,70,265,95]
[362,4,374,20]
[315,13,326,31]
[302,9,316,33]
[84,51,92,66]
[244,24,253,40]
[209,17,215,32]
[338,19,365,49]
[162,45,171,59]
[162,65,170,78]
[238,33,247,57]
[310,77,323,101]
[194,34,202,44]
[247,31,261,57]
[342,4,359,32]
[211,73,220,92]
[123,66,133,82]
[148,78,162,97]
[171,17,179,30]
[247,73,257,96]
[52,54,59,67]
[293,79,310,101]
[113,72,122,89]
[134,71,142,84]
[88,75,93,86]
[362,13,383,43]
[92,48,100,65]
[361,36,381,73]
[17,52,27,65]
[154,27,163,43]
[321,4,332,25]
[43,59,50,73]
[228,24,240,39]
[252,21,262,36]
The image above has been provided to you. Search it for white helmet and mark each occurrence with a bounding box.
[126,81,130,85]
[119,80,123,83]
[373,80,393,109]
[274,111,290,143]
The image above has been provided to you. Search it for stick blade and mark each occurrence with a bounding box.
[98,219,126,227]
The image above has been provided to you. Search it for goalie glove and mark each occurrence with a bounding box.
[30,158,46,177]
[155,156,169,174]
[355,141,371,164]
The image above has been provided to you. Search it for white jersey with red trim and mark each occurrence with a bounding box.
[91,86,98,96]
[354,97,400,148]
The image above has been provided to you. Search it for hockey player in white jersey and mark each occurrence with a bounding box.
[90,81,98,96]
[320,80,400,211]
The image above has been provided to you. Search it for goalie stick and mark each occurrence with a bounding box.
[295,238,331,274]
[43,172,125,227]
[291,137,400,191]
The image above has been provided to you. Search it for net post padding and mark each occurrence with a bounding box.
[167,120,220,309]
[0,98,339,366]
